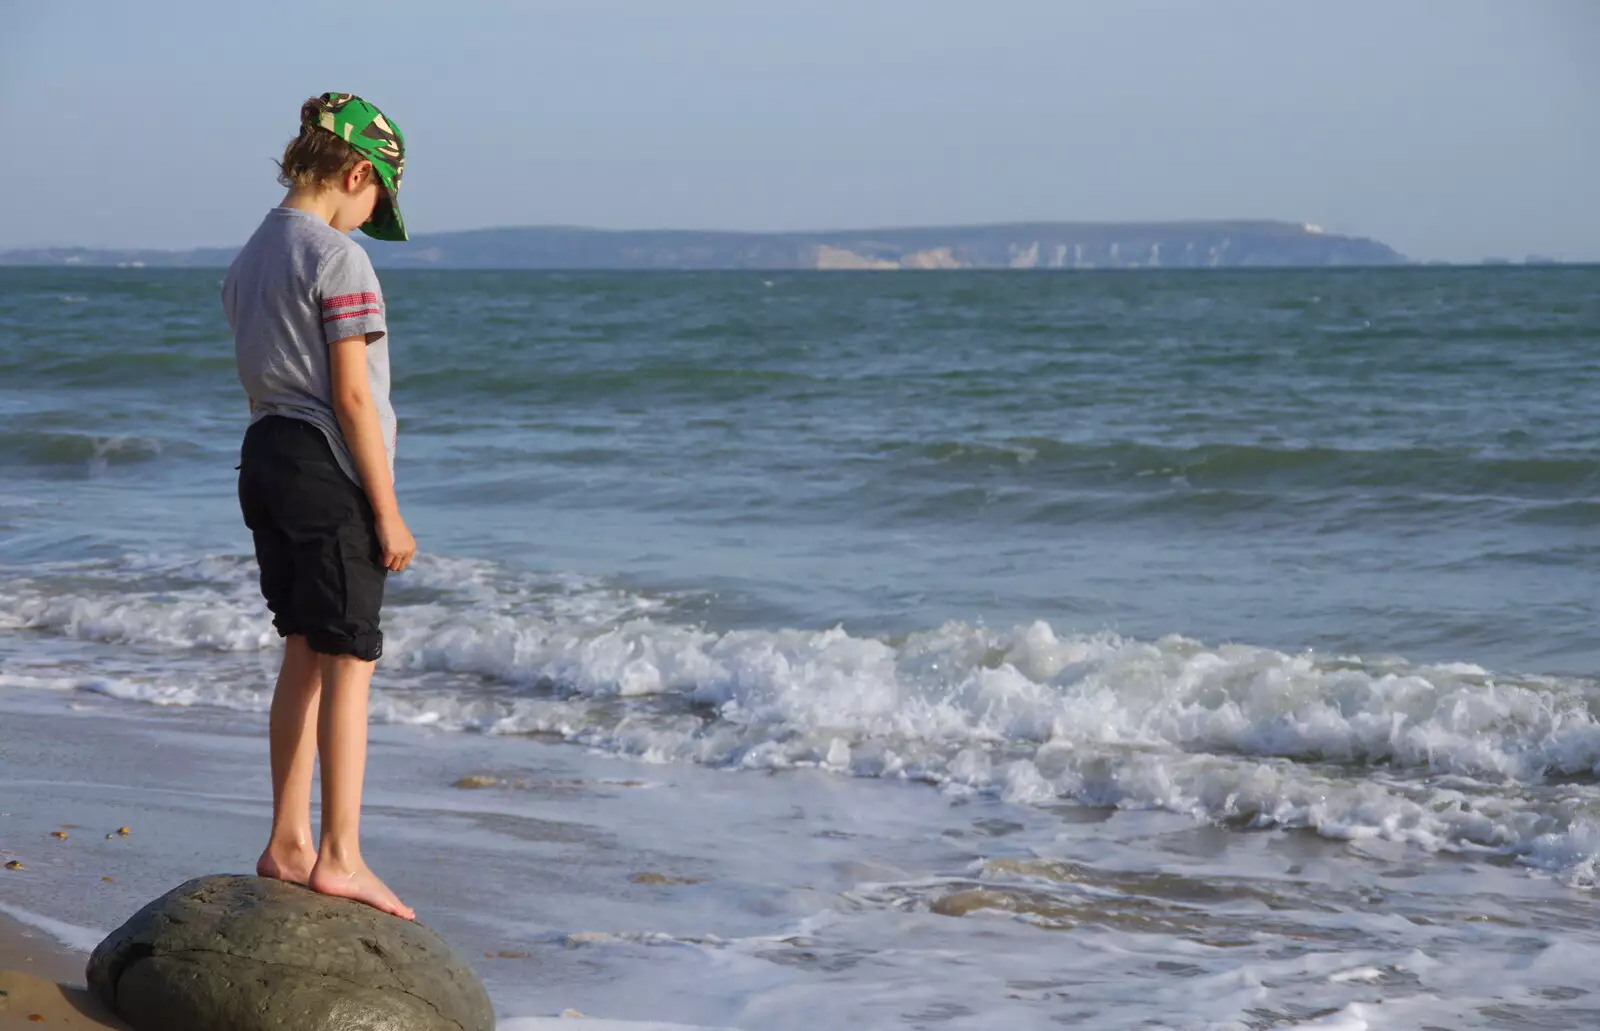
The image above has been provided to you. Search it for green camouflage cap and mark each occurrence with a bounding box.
[312,92,407,241]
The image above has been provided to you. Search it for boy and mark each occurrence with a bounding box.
[223,92,416,920]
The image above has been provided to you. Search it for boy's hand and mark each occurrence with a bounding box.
[376,514,417,573]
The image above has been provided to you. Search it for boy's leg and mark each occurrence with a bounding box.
[261,421,403,916]
[257,635,322,883]
[307,653,414,921]
[241,419,322,885]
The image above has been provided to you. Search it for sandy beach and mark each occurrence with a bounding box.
[0,911,124,1030]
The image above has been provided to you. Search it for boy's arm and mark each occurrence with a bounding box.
[329,336,416,573]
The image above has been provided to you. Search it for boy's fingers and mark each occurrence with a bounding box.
[380,540,415,572]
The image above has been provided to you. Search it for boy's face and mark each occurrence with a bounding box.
[330,161,386,236]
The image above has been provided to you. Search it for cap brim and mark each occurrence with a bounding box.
[359,169,407,242]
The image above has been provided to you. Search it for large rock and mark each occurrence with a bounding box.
[86,874,494,1031]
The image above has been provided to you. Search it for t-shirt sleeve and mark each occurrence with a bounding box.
[316,245,387,345]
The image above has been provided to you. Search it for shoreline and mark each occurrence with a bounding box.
[0,906,723,1031]
[0,687,902,1027]
[0,685,1059,1028]
[6,675,1598,1029]
[0,911,124,1029]
[0,909,84,987]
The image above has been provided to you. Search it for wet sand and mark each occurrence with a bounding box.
[0,913,125,1030]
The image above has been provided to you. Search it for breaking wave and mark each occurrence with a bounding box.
[5,552,1600,882]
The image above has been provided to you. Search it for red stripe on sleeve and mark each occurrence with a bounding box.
[323,307,383,323]
[321,292,379,309]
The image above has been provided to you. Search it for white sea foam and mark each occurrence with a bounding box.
[0,554,272,651]
[0,672,114,692]
[5,552,1600,879]
[0,901,106,953]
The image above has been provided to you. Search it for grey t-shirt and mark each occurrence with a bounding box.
[223,206,395,488]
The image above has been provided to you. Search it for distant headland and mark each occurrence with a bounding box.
[1,220,1406,270]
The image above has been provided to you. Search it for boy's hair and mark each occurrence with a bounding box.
[277,97,369,191]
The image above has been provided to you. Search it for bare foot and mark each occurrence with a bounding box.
[308,860,416,921]
[256,843,317,885]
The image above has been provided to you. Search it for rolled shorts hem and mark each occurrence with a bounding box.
[303,628,384,662]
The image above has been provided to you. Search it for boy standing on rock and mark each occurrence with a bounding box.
[224,92,416,920]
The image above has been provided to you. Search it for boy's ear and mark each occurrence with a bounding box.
[347,160,376,192]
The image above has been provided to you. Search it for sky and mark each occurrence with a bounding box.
[1,0,1595,262]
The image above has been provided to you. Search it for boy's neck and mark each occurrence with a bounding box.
[280,189,343,231]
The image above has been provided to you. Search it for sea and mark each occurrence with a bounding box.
[1,265,1598,1030]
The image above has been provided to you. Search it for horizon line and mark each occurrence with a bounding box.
[2,217,1361,255]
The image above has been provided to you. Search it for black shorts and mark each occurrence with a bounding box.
[238,416,386,661]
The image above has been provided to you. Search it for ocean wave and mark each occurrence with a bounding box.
[1512,500,1600,527]
[6,552,1600,879]
[20,349,234,389]
[0,554,672,651]
[875,438,1600,495]
[391,363,822,403]
[0,429,201,471]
